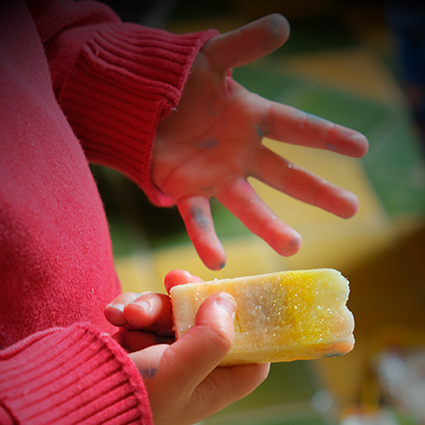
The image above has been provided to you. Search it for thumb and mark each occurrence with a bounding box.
[162,292,236,392]
[204,13,290,72]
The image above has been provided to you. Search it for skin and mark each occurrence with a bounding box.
[152,13,369,271]
[105,270,270,425]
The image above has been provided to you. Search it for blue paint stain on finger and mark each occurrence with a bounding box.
[194,139,218,148]
[255,126,264,139]
[325,142,340,152]
[142,368,157,379]
[190,206,210,230]
[267,15,283,40]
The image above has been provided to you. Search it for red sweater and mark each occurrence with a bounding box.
[0,0,217,423]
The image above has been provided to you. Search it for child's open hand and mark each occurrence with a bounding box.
[152,14,369,271]
[105,270,269,425]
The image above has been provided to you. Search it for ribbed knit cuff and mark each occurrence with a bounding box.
[60,23,218,206]
[0,323,152,425]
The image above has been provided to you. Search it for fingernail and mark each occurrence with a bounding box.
[108,302,125,312]
[131,300,151,314]
[216,293,236,316]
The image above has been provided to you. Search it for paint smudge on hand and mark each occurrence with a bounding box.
[194,139,218,148]
[142,367,157,379]
[189,206,210,230]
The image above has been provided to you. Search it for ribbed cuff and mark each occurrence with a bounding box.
[60,23,218,206]
[0,323,152,425]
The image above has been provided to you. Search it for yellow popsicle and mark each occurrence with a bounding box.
[170,269,355,366]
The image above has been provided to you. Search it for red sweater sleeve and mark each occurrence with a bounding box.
[0,2,218,422]
[30,0,218,206]
[0,323,153,425]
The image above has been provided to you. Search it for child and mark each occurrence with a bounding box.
[0,1,368,424]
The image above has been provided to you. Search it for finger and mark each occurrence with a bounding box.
[164,269,204,294]
[177,196,227,271]
[217,178,302,256]
[104,292,141,326]
[263,102,369,158]
[252,146,359,218]
[124,293,173,329]
[161,292,236,393]
[204,14,290,72]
